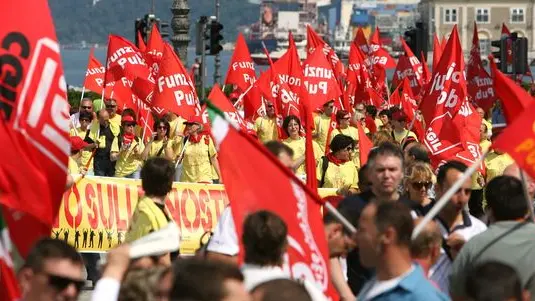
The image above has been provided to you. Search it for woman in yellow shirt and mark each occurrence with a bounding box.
[111,115,145,179]
[69,136,89,175]
[142,119,175,161]
[332,110,360,168]
[282,115,321,180]
[175,116,220,183]
[469,121,492,219]
[69,111,94,175]
[317,134,358,192]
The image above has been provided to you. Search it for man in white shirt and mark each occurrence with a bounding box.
[70,98,94,129]
[429,161,487,294]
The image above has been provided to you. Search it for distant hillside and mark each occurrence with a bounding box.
[48,0,258,44]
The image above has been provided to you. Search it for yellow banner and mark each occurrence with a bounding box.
[52,176,337,255]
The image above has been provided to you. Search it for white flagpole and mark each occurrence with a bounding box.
[412,151,488,239]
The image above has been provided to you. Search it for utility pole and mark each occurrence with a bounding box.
[197,17,209,101]
[214,0,221,85]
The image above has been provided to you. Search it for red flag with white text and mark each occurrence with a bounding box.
[208,84,248,131]
[392,55,421,96]
[0,0,70,259]
[306,25,345,79]
[152,43,200,119]
[225,33,256,92]
[467,23,496,112]
[400,38,424,93]
[302,47,342,110]
[145,24,165,77]
[209,107,335,299]
[83,48,106,93]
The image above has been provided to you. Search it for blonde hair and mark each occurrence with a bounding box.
[404,162,434,190]
[119,266,170,301]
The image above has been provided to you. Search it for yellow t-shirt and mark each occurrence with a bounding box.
[283,137,322,177]
[392,129,418,144]
[109,114,122,129]
[485,151,515,183]
[147,139,175,159]
[125,196,170,243]
[316,159,358,189]
[169,116,187,139]
[331,127,360,168]
[374,118,383,129]
[472,139,492,190]
[313,114,332,154]
[176,136,217,183]
[111,137,145,177]
[68,156,81,174]
[254,116,278,143]
[69,127,93,171]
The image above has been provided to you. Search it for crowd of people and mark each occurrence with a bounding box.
[34,95,534,301]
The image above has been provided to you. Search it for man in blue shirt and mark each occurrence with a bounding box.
[356,201,449,301]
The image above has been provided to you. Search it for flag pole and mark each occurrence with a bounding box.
[412,151,488,239]
[520,171,535,221]
[141,108,151,142]
[324,201,357,234]
[174,138,189,169]
[400,114,417,147]
[233,83,254,109]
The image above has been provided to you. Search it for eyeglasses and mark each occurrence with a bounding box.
[157,126,167,130]
[46,273,85,292]
[123,123,136,127]
[81,106,92,110]
[106,105,117,108]
[80,119,90,122]
[411,181,432,190]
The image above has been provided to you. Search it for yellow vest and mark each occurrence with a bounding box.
[125,196,170,243]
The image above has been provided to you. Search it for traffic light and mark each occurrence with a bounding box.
[404,22,428,60]
[491,38,508,72]
[157,19,170,39]
[135,18,147,47]
[209,20,224,55]
[196,16,209,56]
[514,37,528,74]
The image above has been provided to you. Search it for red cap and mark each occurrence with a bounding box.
[122,115,135,123]
[183,115,204,125]
[70,136,89,152]
[392,111,408,122]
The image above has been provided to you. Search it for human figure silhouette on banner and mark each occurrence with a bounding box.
[89,230,96,248]
[52,229,61,239]
[106,230,114,248]
[74,230,81,248]
[117,232,123,244]
[98,231,104,248]
[82,229,89,248]
[63,229,69,243]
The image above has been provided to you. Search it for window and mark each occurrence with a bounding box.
[511,8,524,23]
[476,8,490,23]
[444,8,457,24]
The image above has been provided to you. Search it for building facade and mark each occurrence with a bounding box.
[419,0,535,55]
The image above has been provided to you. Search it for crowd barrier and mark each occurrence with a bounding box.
[52,176,337,255]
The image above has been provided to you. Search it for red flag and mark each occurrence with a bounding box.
[137,31,147,52]
[146,24,165,77]
[356,121,372,165]
[369,28,396,69]
[400,37,424,91]
[401,78,425,141]
[83,48,105,93]
[108,77,138,113]
[152,43,200,118]
[210,109,335,299]
[302,47,342,110]
[420,26,474,167]
[104,35,153,85]
[208,84,248,131]
[225,33,256,91]
[489,56,532,124]
[242,83,265,121]
[306,25,345,79]
[432,34,442,72]
[420,51,431,84]
[389,84,401,107]
[137,100,155,142]
[467,23,496,112]
[501,23,513,64]
[492,101,535,179]
[0,0,69,258]
[392,55,420,96]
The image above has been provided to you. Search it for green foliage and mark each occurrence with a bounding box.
[67,89,101,109]
[49,0,258,44]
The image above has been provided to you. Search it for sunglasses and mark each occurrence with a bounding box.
[267,105,274,108]
[106,105,117,108]
[411,181,432,190]
[345,146,354,151]
[81,106,92,110]
[80,119,91,122]
[157,126,167,130]
[123,123,136,127]
[47,273,85,292]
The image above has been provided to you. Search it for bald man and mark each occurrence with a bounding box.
[411,218,442,285]
[503,163,535,200]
